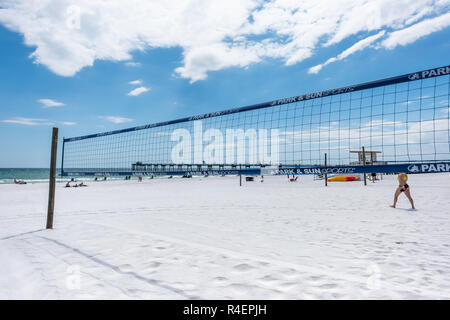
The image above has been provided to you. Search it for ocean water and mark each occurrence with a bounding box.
[0,168,78,184]
[0,168,53,184]
[0,168,129,184]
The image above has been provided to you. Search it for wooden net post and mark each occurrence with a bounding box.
[362,146,367,186]
[46,127,58,229]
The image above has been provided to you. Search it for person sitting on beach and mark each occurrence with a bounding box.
[14,179,26,184]
[390,173,415,209]
[79,182,87,187]
[65,182,71,188]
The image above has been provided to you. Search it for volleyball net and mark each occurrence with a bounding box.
[61,65,450,177]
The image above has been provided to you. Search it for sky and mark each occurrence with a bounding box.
[0,0,449,168]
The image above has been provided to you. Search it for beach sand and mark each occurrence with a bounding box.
[0,173,449,299]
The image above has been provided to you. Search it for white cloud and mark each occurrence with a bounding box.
[175,43,261,83]
[38,98,65,108]
[1,117,54,126]
[127,86,150,96]
[0,0,449,82]
[382,11,450,49]
[98,116,133,124]
[1,117,77,126]
[129,79,142,85]
[61,121,76,126]
[124,61,141,67]
[309,31,386,74]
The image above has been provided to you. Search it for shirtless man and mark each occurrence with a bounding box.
[390,173,415,209]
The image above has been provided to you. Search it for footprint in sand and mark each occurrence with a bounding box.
[318,283,338,289]
[279,281,298,290]
[279,268,299,278]
[259,274,279,283]
[233,263,256,272]
[118,264,134,272]
[308,275,324,282]
[145,261,161,269]
[213,276,228,283]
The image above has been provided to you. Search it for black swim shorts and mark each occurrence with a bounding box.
[400,183,409,192]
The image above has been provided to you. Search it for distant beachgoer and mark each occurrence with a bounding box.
[371,172,377,182]
[390,173,415,209]
[103,177,107,181]
[14,179,26,184]
[79,182,87,187]
[71,178,74,182]
[65,182,71,188]
[94,177,98,181]
[138,176,142,182]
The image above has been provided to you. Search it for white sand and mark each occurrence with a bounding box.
[0,173,449,299]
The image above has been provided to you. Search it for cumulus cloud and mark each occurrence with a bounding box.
[0,0,449,81]
[127,86,150,96]
[98,116,133,124]
[38,98,65,108]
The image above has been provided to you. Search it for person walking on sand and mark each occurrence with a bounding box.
[390,173,415,209]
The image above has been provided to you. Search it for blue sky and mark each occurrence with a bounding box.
[0,0,449,167]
